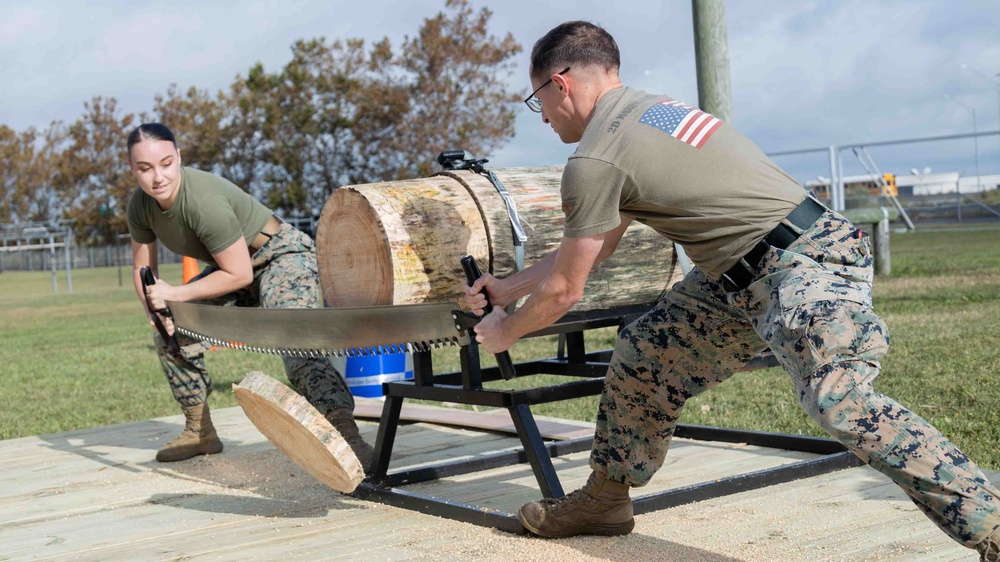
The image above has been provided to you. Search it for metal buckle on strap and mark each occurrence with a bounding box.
[721,256,755,291]
[721,238,771,292]
[719,198,824,292]
[720,271,739,291]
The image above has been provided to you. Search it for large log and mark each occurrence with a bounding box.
[233,371,364,493]
[315,166,683,313]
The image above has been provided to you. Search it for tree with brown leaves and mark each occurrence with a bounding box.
[0,0,523,229]
[57,97,136,245]
[241,0,522,214]
[0,124,65,224]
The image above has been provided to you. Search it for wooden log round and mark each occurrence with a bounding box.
[233,371,364,493]
[315,166,683,312]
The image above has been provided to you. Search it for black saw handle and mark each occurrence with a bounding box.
[140,266,181,355]
[461,255,516,380]
[461,255,494,315]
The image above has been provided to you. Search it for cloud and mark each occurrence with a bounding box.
[0,0,996,183]
[0,3,57,46]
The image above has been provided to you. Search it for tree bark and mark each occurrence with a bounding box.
[233,371,364,493]
[316,166,683,314]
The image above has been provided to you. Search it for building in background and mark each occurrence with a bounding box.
[806,171,1000,199]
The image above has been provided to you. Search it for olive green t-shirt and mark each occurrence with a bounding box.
[126,167,272,266]
[561,87,807,278]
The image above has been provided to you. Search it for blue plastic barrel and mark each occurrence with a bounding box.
[332,353,413,398]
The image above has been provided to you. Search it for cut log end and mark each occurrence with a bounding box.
[316,188,394,307]
[233,371,364,493]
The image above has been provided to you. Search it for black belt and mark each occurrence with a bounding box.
[720,196,827,291]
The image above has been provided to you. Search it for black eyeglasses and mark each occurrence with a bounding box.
[524,67,570,113]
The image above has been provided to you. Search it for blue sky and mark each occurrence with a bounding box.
[2,0,998,184]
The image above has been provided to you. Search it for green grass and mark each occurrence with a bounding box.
[2,228,999,469]
[0,265,286,438]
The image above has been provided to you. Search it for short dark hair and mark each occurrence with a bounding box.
[127,123,177,156]
[530,21,620,81]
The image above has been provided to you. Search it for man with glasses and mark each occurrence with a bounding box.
[461,20,1000,560]
[524,66,570,113]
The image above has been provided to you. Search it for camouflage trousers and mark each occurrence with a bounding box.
[591,209,1000,547]
[152,222,354,416]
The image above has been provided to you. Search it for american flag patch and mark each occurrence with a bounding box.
[638,99,722,148]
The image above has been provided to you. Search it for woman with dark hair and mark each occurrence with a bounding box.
[126,123,370,465]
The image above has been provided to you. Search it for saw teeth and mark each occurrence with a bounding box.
[177,328,457,357]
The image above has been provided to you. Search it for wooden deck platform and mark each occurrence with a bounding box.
[0,401,989,561]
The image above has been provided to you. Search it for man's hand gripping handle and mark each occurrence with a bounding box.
[460,256,516,380]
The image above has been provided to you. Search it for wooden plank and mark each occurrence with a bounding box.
[0,405,993,562]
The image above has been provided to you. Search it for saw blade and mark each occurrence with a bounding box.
[167,301,472,357]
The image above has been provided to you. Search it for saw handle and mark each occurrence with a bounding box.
[461,255,493,315]
[140,266,181,355]
[460,255,515,380]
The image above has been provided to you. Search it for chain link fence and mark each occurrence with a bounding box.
[0,214,317,273]
[0,238,184,273]
[837,192,1000,227]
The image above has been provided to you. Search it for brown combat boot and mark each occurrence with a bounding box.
[156,403,224,462]
[326,408,374,471]
[979,533,1000,562]
[518,470,634,538]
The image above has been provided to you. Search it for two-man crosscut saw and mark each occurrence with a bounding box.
[143,266,472,357]
[168,300,473,358]
[140,267,479,357]
[149,256,516,379]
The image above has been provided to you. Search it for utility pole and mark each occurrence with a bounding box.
[691,0,733,124]
[945,94,982,194]
[960,64,1000,138]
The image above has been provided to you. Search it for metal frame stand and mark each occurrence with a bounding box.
[352,305,864,534]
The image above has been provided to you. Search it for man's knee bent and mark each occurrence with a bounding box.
[795,360,880,443]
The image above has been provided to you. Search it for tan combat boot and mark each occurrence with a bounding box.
[156,403,224,462]
[326,408,374,471]
[518,470,634,538]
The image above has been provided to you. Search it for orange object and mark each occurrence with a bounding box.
[182,256,199,284]
[181,256,217,351]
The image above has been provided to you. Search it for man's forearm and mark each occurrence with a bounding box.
[500,273,578,343]
[499,250,559,305]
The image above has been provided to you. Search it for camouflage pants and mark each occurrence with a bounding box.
[152,222,354,416]
[591,209,1000,547]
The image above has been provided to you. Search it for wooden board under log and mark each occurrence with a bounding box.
[315,166,683,313]
[233,371,364,493]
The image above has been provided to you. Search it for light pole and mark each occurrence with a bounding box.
[944,94,982,194]
[959,63,1000,136]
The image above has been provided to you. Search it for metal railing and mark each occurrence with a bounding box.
[767,129,1000,213]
